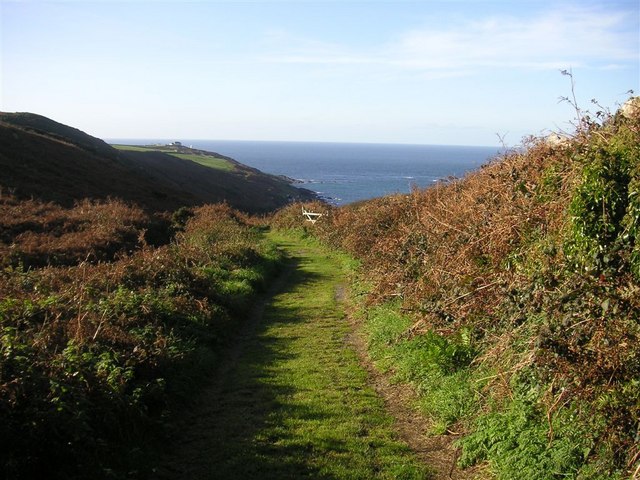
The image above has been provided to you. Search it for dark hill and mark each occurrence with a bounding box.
[0,112,120,160]
[0,112,315,213]
[120,148,315,213]
[0,118,189,211]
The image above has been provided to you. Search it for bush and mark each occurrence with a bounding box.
[0,201,285,479]
[276,99,640,477]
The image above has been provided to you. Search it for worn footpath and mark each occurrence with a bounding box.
[154,233,465,479]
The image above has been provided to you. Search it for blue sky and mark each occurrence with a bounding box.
[1,0,638,146]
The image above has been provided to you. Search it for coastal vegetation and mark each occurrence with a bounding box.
[0,200,284,478]
[155,233,428,479]
[273,97,640,478]
[0,98,638,479]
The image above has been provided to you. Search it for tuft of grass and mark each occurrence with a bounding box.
[362,301,480,435]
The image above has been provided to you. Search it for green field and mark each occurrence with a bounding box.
[172,153,235,171]
[112,144,235,171]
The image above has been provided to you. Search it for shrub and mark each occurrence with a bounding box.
[275,99,640,477]
[0,201,285,479]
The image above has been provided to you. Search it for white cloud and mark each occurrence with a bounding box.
[261,6,638,75]
[394,7,635,70]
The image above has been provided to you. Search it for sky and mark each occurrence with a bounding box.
[1,0,638,146]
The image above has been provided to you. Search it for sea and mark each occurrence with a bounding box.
[108,139,500,205]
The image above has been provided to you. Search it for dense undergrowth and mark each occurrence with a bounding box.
[272,98,640,479]
[0,200,283,479]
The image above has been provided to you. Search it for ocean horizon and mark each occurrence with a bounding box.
[107,139,501,205]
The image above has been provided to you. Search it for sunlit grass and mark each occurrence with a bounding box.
[171,153,235,171]
[111,145,235,171]
[177,231,429,479]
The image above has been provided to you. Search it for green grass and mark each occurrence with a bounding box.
[171,153,235,171]
[111,145,235,171]
[362,301,479,435]
[160,231,428,479]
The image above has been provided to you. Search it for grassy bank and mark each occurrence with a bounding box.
[271,100,640,479]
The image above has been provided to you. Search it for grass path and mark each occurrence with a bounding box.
[154,232,428,479]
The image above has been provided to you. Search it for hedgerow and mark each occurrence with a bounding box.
[0,201,284,479]
[275,97,640,478]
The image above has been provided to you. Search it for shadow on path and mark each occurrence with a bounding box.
[153,248,338,479]
[153,236,427,480]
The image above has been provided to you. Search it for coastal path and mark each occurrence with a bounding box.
[155,233,437,479]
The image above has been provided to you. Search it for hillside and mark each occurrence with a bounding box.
[0,112,315,213]
[113,143,315,213]
[273,98,640,479]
